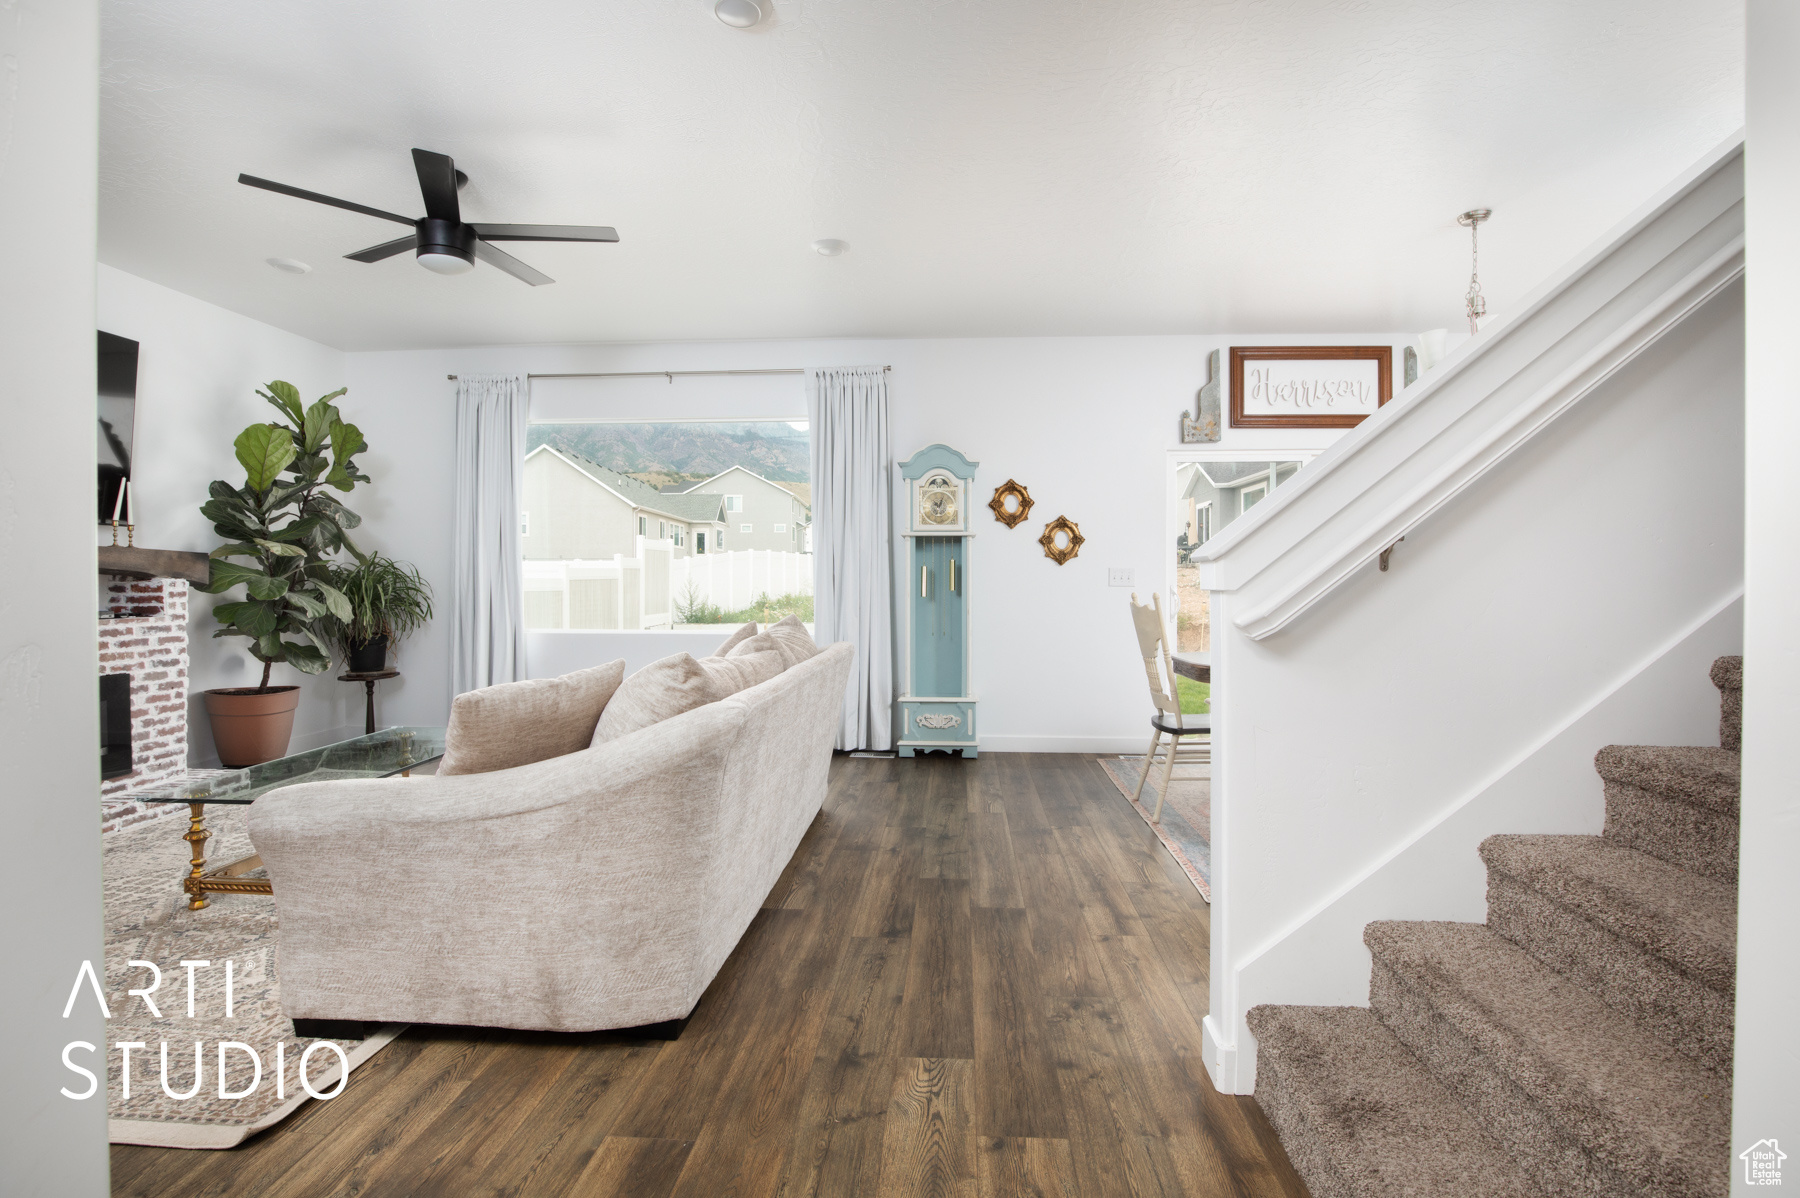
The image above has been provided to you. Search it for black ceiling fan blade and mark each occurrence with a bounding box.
[344,234,420,263]
[237,174,415,226]
[411,149,462,223]
[473,239,554,286]
[470,224,620,243]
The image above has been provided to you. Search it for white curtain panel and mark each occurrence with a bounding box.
[808,366,894,750]
[451,373,529,696]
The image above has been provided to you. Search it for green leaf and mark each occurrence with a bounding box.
[301,399,339,454]
[205,558,290,601]
[205,558,267,594]
[265,479,313,510]
[211,600,278,637]
[329,419,366,463]
[288,451,328,483]
[200,495,259,525]
[255,633,285,661]
[309,493,362,530]
[208,480,241,501]
[281,641,330,674]
[285,591,326,619]
[210,542,261,559]
[255,538,307,558]
[235,424,297,493]
[312,580,354,622]
[258,381,305,424]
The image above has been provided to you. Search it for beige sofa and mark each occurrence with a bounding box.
[249,641,853,1033]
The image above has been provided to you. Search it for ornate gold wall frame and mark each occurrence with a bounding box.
[1039,516,1085,565]
[988,479,1034,528]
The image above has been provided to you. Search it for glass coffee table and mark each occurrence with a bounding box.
[138,726,445,910]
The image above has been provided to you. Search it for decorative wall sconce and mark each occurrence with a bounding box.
[988,479,1034,528]
[1039,516,1084,565]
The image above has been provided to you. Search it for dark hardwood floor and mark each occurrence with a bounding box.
[110,753,1309,1198]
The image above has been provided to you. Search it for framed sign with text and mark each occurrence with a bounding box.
[1229,345,1393,428]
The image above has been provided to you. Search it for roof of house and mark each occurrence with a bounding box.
[529,445,725,523]
[668,464,811,515]
[773,481,811,508]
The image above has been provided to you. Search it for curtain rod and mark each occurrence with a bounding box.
[444,366,890,380]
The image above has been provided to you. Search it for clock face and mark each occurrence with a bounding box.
[920,476,959,525]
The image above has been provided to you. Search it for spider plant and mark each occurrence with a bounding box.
[319,553,434,668]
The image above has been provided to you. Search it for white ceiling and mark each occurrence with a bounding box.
[99,0,1742,351]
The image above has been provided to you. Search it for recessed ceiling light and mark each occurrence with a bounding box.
[714,0,764,28]
[266,257,311,274]
[812,239,848,256]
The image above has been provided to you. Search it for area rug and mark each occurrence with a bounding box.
[1099,756,1212,902]
[102,803,404,1148]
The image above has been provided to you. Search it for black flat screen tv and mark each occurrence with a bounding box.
[98,331,138,524]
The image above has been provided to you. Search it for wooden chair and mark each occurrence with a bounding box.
[1128,592,1211,822]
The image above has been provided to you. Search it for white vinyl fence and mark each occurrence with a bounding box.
[524,541,811,630]
[671,549,812,614]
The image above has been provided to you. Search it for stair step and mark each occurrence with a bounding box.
[1248,1004,1542,1198]
[1366,920,1730,1198]
[1596,745,1740,883]
[1481,834,1736,1072]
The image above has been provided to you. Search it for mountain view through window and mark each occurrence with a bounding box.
[522,421,813,631]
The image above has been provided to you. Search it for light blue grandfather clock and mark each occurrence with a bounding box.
[897,444,979,758]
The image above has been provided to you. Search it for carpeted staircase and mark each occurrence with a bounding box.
[1249,657,1741,1198]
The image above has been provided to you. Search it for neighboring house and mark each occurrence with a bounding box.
[1176,459,1303,550]
[666,464,812,553]
[523,445,728,559]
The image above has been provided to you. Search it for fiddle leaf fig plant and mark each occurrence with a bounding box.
[201,381,371,688]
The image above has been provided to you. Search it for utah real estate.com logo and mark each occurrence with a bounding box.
[1741,1139,1786,1187]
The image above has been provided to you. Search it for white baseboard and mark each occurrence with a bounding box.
[1202,1014,1245,1094]
[977,735,1146,755]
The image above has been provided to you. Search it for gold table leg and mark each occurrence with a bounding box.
[183,802,211,911]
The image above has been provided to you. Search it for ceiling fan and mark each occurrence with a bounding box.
[237,148,618,286]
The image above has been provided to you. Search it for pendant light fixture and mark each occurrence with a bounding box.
[1458,208,1492,334]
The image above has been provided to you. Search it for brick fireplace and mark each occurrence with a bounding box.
[99,576,190,832]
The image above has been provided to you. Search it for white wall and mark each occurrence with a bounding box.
[1,1,111,1192]
[1737,3,1800,1184]
[345,334,1408,746]
[1204,282,1744,1092]
[97,266,361,761]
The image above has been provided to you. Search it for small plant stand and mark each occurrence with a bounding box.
[339,668,400,735]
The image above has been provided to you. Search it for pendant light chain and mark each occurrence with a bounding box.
[1459,208,1492,334]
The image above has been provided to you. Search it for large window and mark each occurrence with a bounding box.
[523,419,813,630]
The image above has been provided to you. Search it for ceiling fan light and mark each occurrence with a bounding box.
[714,0,764,28]
[417,250,474,275]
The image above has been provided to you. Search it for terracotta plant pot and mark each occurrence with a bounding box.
[204,686,301,768]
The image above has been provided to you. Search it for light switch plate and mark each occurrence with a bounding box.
[1108,568,1135,587]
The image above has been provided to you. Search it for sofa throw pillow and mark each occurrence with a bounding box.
[592,653,731,745]
[763,613,821,669]
[726,630,779,659]
[711,621,759,657]
[702,647,786,695]
[439,660,627,775]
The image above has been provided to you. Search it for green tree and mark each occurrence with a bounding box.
[200,381,369,688]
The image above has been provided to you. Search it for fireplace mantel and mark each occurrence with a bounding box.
[98,544,209,583]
